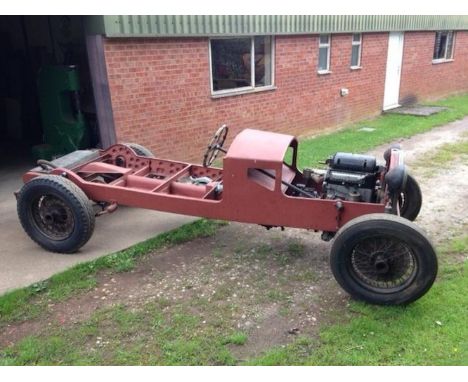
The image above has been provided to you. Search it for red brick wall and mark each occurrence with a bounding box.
[400,31,468,104]
[104,33,390,162]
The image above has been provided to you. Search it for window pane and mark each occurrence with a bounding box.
[433,31,447,60]
[319,34,329,45]
[254,36,272,87]
[318,47,329,70]
[351,44,360,67]
[433,32,441,59]
[446,32,454,59]
[211,38,251,91]
[352,33,361,43]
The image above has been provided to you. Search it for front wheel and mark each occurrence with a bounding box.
[330,213,437,305]
[399,173,422,221]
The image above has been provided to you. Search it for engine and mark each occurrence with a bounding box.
[322,152,380,203]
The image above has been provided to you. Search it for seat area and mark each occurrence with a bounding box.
[246,164,297,192]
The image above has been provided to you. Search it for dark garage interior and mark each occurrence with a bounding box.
[0,15,98,167]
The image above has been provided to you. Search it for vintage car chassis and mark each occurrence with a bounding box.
[16,127,438,305]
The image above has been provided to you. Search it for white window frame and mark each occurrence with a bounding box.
[209,36,276,98]
[318,34,331,74]
[432,31,456,64]
[350,33,362,69]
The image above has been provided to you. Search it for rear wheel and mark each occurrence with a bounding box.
[17,175,95,254]
[122,143,155,158]
[399,174,422,221]
[330,213,437,305]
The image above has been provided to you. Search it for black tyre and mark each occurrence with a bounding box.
[122,143,155,158]
[17,175,95,254]
[330,213,437,305]
[399,174,422,221]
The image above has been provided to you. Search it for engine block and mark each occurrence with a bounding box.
[323,152,379,203]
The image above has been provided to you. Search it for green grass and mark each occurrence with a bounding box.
[297,93,468,168]
[0,219,226,324]
[244,337,316,366]
[306,268,468,365]
[247,234,468,366]
[0,299,244,365]
[223,332,248,346]
[450,235,468,254]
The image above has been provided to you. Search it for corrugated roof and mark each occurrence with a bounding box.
[85,15,468,37]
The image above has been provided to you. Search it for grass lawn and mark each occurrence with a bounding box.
[1,92,468,365]
[1,302,244,365]
[247,233,468,366]
[297,93,468,168]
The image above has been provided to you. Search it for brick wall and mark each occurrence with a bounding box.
[104,33,389,162]
[399,31,468,105]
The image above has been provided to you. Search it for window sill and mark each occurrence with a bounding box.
[317,70,332,75]
[432,59,454,65]
[350,66,362,71]
[211,85,277,99]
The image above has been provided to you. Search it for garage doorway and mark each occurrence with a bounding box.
[0,16,99,167]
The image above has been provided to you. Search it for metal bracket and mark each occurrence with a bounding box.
[335,200,344,229]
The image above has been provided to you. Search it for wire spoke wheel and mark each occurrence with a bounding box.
[330,214,437,305]
[350,235,417,292]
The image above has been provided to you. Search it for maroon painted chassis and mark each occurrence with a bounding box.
[23,129,396,232]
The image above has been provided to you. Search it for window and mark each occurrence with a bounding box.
[433,31,455,62]
[351,33,362,68]
[318,34,331,73]
[210,36,274,95]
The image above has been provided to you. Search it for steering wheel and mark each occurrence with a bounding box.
[203,124,229,167]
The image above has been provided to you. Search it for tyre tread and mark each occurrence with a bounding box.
[400,173,422,221]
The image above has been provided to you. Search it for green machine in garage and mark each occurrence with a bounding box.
[32,65,89,160]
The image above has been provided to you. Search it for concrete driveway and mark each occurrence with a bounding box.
[0,161,195,295]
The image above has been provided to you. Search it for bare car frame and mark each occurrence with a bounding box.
[16,125,437,305]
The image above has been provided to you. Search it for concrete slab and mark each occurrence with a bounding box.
[0,162,196,295]
[385,105,447,116]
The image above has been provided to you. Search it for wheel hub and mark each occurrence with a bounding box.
[32,195,75,240]
[373,254,390,274]
[44,213,55,224]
